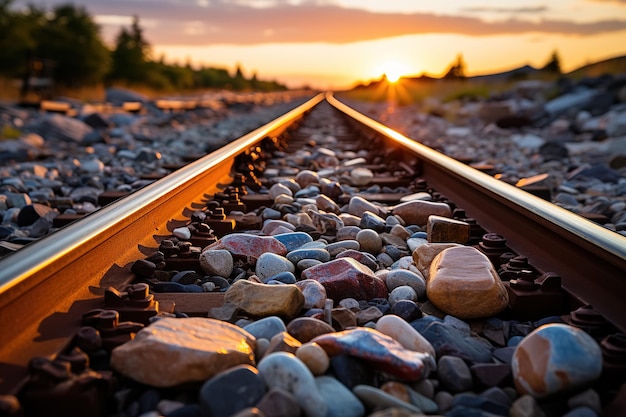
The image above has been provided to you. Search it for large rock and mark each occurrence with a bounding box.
[412,242,463,280]
[110,317,255,387]
[427,246,508,319]
[300,257,387,302]
[392,200,452,227]
[512,323,602,398]
[217,279,304,319]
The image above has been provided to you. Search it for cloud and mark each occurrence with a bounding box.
[461,6,549,13]
[14,0,626,46]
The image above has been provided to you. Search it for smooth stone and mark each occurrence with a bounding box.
[316,376,365,417]
[512,323,603,398]
[261,207,283,220]
[356,229,383,254]
[427,246,509,319]
[199,365,266,417]
[399,192,432,202]
[389,224,412,240]
[286,317,336,343]
[315,194,341,214]
[470,363,512,389]
[359,211,387,232]
[273,232,313,251]
[243,316,287,340]
[406,237,428,252]
[205,233,287,265]
[377,252,395,267]
[389,300,423,322]
[350,167,374,186]
[339,298,360,311]
[255,253,295,282]
[262,220,295,235]
[269,183,293,199]
[312,327,435,381]
[257,352,327,417]
[384,269,426,299]
[110,317,255,387]
[388,286,418,307]
[412,242,463,280]
[265,331,302,356]
[296,342,330,376]
[295,170,319,188]
[352,385,422,414]
[284,213,314,228]
[295,279,327,309]
[335,249,379,271]
[266,271,297,284]
[392,200,452,226]
[355,306,383,326]
[329,354,377,389]
[216,280,304,319]
[438,355,474,393]
[336,226,361,241]
[339,213,362,227]
[568,389,601,414]
[376,314,436,357]
[348,196,381,217]
[198,249,234,278]
[510,395,545,417]
[297,259,323,271]
[427,215,470,244]
[380,381,438,414]
[325,239,360,256]
[286,248,330,264]
[449,392,509,416]
[411,316,494,363]
[333,307,358,329]
[300,258,387,302]
[256,387,300,417]
[307,209,344,234]
[435,391,455,413]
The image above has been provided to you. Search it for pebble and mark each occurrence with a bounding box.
[255,253,295,282]
[296,342,330,375]
[199,249,233,277]
[376,314,435,357]
[392,200,452,226]
[353,385,423,414]
[204,233,287,265]
[199,365,266,417]
[437,355,474,393]
[312,327,435,381]
[300,257,387,302]
[512,323,603,398]
[427,246,509,319]
[355,228,383,254]
[384,269,426,299]
[110,317,255,387]
[257,352,328,417]
[315,375,365,417]
[213,280,304,319]
[242,316,287,340]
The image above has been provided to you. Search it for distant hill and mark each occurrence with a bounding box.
[566,55,626,78]
[468,64,541,82]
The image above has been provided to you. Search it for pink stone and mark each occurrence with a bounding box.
[204,233,287,265]
[300,258,388,302]
[312,327,435,381]
[392,201,452,226]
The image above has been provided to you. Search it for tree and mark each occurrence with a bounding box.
[443,53,467,80]
[108,16,150,84]
[35,4,110,87]
[541,50,561,74]
[0,0,45,78]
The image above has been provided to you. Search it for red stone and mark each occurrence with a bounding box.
[204,233,287,265]
[312,328,434,381]
[300,258,387,302]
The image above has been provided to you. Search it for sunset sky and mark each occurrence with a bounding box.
[15,0,626,89]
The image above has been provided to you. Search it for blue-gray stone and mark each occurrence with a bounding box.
[359,211,386,232]
[267,271,297,284]
[243,316,287,340]
[287,248,331,264]
[329,355,376,389]
[315,376,365,417]
[411,316,493,363]
[411,231,428,239]
[199,365,266,417]
[438,355,473,393]
[450,393,510,416]
[274,232,313,251]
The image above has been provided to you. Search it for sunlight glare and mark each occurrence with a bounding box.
[379,60,411,83]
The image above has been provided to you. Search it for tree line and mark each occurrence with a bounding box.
[0,0,287,95]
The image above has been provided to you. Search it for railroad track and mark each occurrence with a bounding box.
[0,92,625,416]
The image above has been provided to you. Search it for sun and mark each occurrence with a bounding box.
[380,60,410,83]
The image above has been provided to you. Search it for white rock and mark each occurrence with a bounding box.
[199,249,234,277]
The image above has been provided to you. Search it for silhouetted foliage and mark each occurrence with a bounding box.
[444,54,467,80]
[541,50,562,74]
[0,2,287,94]
[35,4,110,87]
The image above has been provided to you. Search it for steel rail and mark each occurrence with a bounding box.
[0,93,323,394]
[328,92,626,333]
